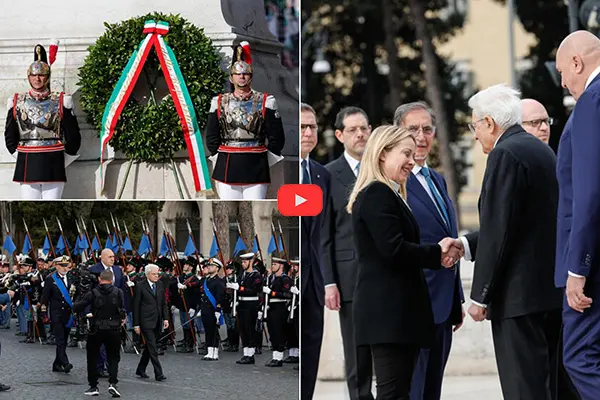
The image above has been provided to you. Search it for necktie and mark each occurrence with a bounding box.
[151,283,156,295]
[301,159,311,184]
[421,167,450,227]
[355,162,360,176]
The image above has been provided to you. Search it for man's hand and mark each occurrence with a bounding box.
[262,286,271,295]
[126,281,135,287]
[163,319,169,329]
[86,313,93,318]
[438,238,464,268]
[325,285,341,311]
[453,305,466,332]
[6,290,15,298]
[290,286,300,295]
[177,283,186,290]
[226,282,239,290]
[134,326,140,335]
[566,275,592,313]
[121,319,126,326]
[468,303,487,322]
[188,308,195,318]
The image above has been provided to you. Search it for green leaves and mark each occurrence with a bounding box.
[78,12,227,163]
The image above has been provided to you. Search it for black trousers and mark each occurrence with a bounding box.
[340,301,374,400]
[136,326,164,378]
[266,303,288,352]
[492,310,578,400]
[87,329,121,386]
[301,284,324,400]
[237,301,259,348]
[52,323,70,368]
[35,308,46,340]
[201,311,219,347]
[370,343,419,400]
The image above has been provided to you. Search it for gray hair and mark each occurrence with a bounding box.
[145,264,159,275]
[300,102,316,117]
[468,84,522,130]
[393,101,436,126]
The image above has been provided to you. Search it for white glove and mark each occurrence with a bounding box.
[177,283,186,290]
[257,311,263,320]
[86,313,93,318]
[27,272,35,277]
[16,300,20,307]
[214,312,221,322]
[126,281,135,287]
[171,305,176,313]
[20,281,30,287]
[226,282,239,290]
[188,308,195,318]
[262,286,271,294]
[290,287,300,295]
[41,281,45,288]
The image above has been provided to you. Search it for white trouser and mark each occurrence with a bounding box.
[20,183,65,200]
[215,182,268,200]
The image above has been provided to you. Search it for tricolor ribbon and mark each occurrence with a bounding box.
[99,20,212,193]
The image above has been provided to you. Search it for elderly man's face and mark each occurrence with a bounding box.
[470,112,496,154]
[522,102,551,144]
[401,109,435,166]
[146,268,160,283]
[556,51,586,100]
[101,250,115,267]
[300,110,318,159]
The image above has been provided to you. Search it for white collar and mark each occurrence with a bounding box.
[102,263,111,269]
[493,132,504,149]
[343,151,360,173]
[389,180,401,194]
[585,64,600,90]
[411,162,429,176]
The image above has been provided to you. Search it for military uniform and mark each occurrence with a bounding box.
[223,262,240,352]
[199,258,226,361]
[4,43,81,199]
[264,257,293,367]
[284,260,300,364]
[206,41,285,200]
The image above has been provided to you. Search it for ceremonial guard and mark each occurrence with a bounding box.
[263,256,294,367]
[40,256,75,373]
[223,261,240,352]
[206,41,286,200]
[199,258,226,361]
[284,258,300,364]
[174,257,201,353]
[122,258,139,353]
[4,42,81,199]
[226,251,264,364]
[157,257,175,353]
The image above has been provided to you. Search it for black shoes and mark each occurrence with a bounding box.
[265,359,283,367]
[282,356,299,364]
[64,363,73,373]
[84,386,99,396]
[108,384,121,398]
[52,365,65,373]
[0,383,10,392]
[135,371,149,379]
[155,375,167,382]
[236,356,255,365]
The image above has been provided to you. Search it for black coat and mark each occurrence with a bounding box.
[351,181,442,347]
[322,155,359,302]
[41,272,75,326]
[132,279,169,330]
[465,125,563,319]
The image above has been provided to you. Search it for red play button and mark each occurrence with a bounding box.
[277,184,323,216]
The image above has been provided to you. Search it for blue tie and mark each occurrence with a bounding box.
[355,162,360,176]
[421,167,450,227]
[302,159,311,184]
[151,283,156,295]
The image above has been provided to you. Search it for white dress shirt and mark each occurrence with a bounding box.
[411,163,446,222]
[343,151,360,177]
[102,263,115,284]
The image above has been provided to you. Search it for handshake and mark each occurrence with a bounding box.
[437,238,465,268]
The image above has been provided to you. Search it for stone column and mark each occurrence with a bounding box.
[0,0,297,199]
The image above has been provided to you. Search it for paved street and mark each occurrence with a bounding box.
[0,327,298,399]
[314,375,503,400]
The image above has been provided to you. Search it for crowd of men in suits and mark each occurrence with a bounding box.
[0,245,300,393]
[301,29,600,400]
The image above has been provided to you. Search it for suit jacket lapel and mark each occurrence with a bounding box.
[430,172,456,235]
[407,174,449,234]
[145,280,156,298]
[336,156,356,188]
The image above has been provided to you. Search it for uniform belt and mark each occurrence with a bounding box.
[268,298,288,303]
[239,296,259,301]
[17,143,64,153]
[218,144,267,153]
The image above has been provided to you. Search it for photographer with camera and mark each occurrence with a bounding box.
[73,268,125,398]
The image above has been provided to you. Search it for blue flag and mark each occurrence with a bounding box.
[111,234,120,252]
[56,235,66,255]
[91,236,101,251]
[252,237,259,254]
[73,235,81,255]
[209,235,219,258]
[278,235,284,252]
[105,235,112,250]
[137,233,151,256]
[184,235,197,256]
[159,233,170,256]
[79,234,89,250]
[233,236,246,256]
[3,235,16,255]
[22,235,32,255]
[122,236,133,252]
[43,236,51,254]
[267,234,277,254]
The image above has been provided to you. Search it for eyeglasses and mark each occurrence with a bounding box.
[468,118,486,133]
[523,117,554,128]
[301,124,318,131]
[343,126,370,135]
[406,125,436,136]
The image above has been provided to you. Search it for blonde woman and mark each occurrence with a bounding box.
[347,125,459,399]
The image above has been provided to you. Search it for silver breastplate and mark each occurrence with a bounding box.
[15,94,62,147]
[219,92,266,146]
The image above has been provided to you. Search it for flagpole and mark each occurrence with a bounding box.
[92,220,103,258]
[277,221,289,262]
[22,218,34,256]
[56,217,72,259]
[186,219,202,263]
[110,213,128,267]
[43,218,56,258]
[80,217,97,263]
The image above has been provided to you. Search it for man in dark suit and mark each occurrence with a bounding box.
[133,264,169,381]
[322,106,373,400]
[300,102,331,400]
[393,102,464,400]
[555,31,600,400]
[40,256,76,373]
[89,248,125,377]
[453,84,563,399]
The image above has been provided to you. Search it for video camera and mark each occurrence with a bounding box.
[67,265,98,300]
